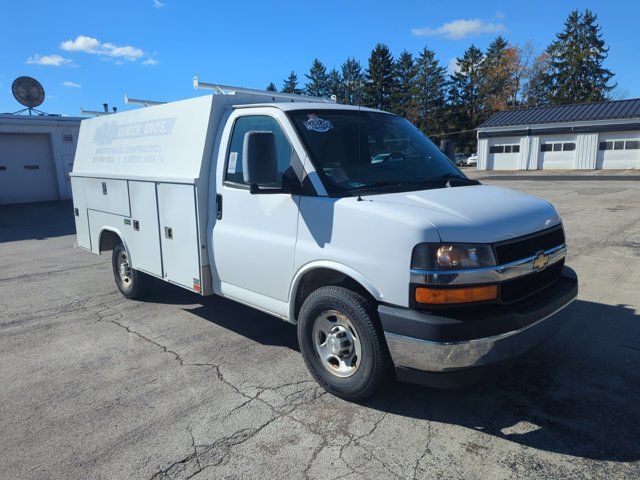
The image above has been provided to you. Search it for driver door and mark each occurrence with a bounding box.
[212,110,302,316]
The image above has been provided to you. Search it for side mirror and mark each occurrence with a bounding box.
[243,131,278,187]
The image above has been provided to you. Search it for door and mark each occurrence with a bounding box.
[128,181,162,277]
[537,135,577,169]
[157,183,201,290]
[596,133,640,169]
[70,176,91,250]
[213,114,300,305]
[0,133,58,204]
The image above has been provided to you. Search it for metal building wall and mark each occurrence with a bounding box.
[0,116,81,200]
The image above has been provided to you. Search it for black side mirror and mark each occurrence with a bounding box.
[243,131,278,186]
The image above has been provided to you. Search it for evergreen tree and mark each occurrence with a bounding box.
[266,82,277,92]
[305,59,330,97]
[393,50,418,121]
[414,46,448,136]
[364,43,397,110]
[340,58,365,104]
[547,9,615,103]
[327,68,343,100]
[282,71,302,94]
[448,44,484,151]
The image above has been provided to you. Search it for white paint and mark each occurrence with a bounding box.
[537,135,577,169]
[596,132,640,169]
[0,115,80,203]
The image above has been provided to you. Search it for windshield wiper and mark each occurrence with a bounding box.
[426,173,481,187]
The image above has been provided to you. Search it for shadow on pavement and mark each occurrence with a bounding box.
[365,300,640,462]
[146,280,640,462]
[0,201,75,243]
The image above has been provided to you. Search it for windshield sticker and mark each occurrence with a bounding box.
[303,114,333,133]
[227,152,238,173]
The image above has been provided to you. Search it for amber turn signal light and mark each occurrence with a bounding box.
[415,285,498,304]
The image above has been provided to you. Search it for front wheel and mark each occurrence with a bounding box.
[298,286,391,401]
[112,241,151,300]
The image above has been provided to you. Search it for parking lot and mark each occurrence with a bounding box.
[1,173,639,480]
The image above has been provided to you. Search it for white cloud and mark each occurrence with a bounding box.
[447,58,460,75]
[61,35,144,61]
[154,0,165,7]
[26,54,74,67]
[412,18,506,40]
[142,58,159,66]
[62,81,82,88]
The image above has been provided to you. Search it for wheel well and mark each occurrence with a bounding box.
[293,268,376,321]
[99,230,120,253]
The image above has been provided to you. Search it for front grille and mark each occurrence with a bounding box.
[500,260,564,303]
[494,226,565,264]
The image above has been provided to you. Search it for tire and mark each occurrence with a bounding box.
[112,241,151,300]
[297,286,391,401]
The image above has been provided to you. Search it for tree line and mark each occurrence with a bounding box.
[266,9,616,152]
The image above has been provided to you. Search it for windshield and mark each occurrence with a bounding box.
[288,109,465,196]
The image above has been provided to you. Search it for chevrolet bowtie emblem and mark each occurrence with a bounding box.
[533,251,550,271]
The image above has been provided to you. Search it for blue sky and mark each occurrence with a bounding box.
[0,0,638,116]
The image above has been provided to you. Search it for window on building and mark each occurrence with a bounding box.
[504,145,512,153]
[599,141,613,150]
[614,141,625,150]
[625,140,640,150]
[563,142,576,151]
[552,143,562,152]
[512,145,520,153]
[541,144,553,152]
[489,145,504,154]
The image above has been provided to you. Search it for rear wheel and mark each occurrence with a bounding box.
[298,286,391,400]
[112,241,150,300]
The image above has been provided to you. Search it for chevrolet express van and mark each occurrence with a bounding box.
[70,79,577,400]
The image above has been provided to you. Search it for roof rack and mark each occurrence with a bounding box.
[193,76,336,103]
[124,95,167,107]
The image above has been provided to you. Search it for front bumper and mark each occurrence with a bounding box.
[379,266,578,374]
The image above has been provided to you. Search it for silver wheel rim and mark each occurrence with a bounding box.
[312,310,361,378]
[117,251,132,287]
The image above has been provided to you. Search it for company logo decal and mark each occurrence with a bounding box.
[93,117,177,145]
[303,114,333,133]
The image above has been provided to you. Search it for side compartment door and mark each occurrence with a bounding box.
[70,176,91,250]
[157,183,201,291]
[128,181,163,277]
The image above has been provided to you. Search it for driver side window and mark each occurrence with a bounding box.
[225,115,293,185]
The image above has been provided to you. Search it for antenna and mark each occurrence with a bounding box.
[11,76,50,115]
[193,75,337,103]
[124,95,166,107]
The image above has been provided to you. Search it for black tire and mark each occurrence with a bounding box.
[112,241,151,300]
[297,286,391,401]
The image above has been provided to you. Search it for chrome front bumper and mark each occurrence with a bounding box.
[380,267,578,373]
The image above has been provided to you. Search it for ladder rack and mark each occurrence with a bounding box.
[124,95,166,107]
[193,76,336,103]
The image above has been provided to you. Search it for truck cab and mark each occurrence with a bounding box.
[71,82,577,400]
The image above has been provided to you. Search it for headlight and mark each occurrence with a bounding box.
[411,243,496,270]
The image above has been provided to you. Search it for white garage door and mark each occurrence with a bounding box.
[537,135,577,169]
[487,140,521,170]
[0,133,59,204]
[596,132,640,169]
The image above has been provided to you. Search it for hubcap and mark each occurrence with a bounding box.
[117,251,132,286]
[312,310,361,378]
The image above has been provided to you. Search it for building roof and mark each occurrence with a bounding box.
[480,98,640,129]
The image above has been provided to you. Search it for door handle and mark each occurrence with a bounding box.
[164,227,173,239]
[216,194,223,220]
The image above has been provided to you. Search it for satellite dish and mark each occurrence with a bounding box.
[12,76,45,110]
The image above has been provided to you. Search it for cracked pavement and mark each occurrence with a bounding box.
[1,176,640,479]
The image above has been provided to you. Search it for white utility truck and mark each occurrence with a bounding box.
[71,79,577,400]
